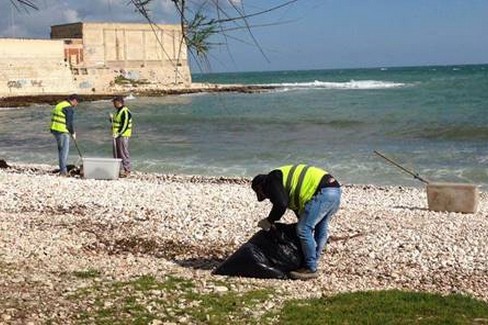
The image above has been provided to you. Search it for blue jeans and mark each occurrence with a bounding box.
[296,187,341,272]
[53,132,70,174]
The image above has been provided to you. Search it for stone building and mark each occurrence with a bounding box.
[50,22,192,93]
[0,22,192,97]
[0,38,75,96]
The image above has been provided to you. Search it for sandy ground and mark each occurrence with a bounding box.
[0,163,487,323]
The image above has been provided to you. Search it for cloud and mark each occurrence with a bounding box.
[62,8,81,23]
[0,1,68,38]
[0,0,179,38]
[157,0,179,16]
[0,0,260,39]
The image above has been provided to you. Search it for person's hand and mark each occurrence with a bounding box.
[257,218,273,231]
[113,133,119,138]
[109,113,114,122]
[72,132,77,140]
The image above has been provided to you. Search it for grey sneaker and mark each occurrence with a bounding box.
[289,268,318,280]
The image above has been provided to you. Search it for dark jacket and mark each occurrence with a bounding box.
[64,106,75,134]
[262,170,340,223]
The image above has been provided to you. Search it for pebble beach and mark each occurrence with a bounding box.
[1,163,487,323]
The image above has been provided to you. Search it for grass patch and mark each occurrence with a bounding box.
[71,275,276,324]
[67,275,488,325]
[279,289,488,324]
[188,286,275,324]
[72,269,101,279]
[114,75,149,85]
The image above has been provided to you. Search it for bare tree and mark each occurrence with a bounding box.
[9,0,37,11]
[130,0,301,71]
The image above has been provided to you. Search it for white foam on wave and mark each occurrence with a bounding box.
[478,155,488,164]
[0,106,25,111]
[263,80,408,90]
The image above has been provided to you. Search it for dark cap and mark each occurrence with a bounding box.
[67,94,81,102]
[112,95,125,104]
[251,174,268,201]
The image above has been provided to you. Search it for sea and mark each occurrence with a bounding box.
[1,64,487,189]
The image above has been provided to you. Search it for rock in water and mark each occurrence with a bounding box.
[0,159,10,169]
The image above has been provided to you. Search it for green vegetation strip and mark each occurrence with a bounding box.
[73,269,101,279]
[70,274,276,324]
[68,272,488,325]
[280,290,488,325]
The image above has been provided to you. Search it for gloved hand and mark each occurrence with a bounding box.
[108,113,114,122]
[72,132,77,140]
[257,218,273,231]
[113,133,119,138]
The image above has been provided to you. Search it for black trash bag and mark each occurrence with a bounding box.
[212,223,303,279]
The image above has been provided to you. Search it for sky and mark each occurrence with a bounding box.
[1,0,488,73]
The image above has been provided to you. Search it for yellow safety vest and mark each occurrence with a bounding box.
[50,100,71,133]
[112,106,133,137]
[279,164,327,214]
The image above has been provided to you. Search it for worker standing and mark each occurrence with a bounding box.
[111,96,133,178]
[251,164,341,280]
[49,94,80,176]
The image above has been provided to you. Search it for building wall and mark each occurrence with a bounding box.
[50,22,83,39]
[0,22,192,97]
[51,22,192,92]
[0,38,76,97]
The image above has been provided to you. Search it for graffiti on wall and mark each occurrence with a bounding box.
[7,79,44,89]
[31,80,44,87]
[7,80,23,88]
[79,81,92,89]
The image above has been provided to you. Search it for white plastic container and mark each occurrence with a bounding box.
[82,157,122,180]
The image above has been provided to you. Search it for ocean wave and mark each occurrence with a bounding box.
[0,106,26,111]
[390,125,488,141]
[301,118,365,128]
[263,80,408,90]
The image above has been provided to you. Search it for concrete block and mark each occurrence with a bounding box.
[426,182,479,213]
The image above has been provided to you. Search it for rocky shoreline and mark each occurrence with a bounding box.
[0,163,487,323]
[0,83,276,107]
